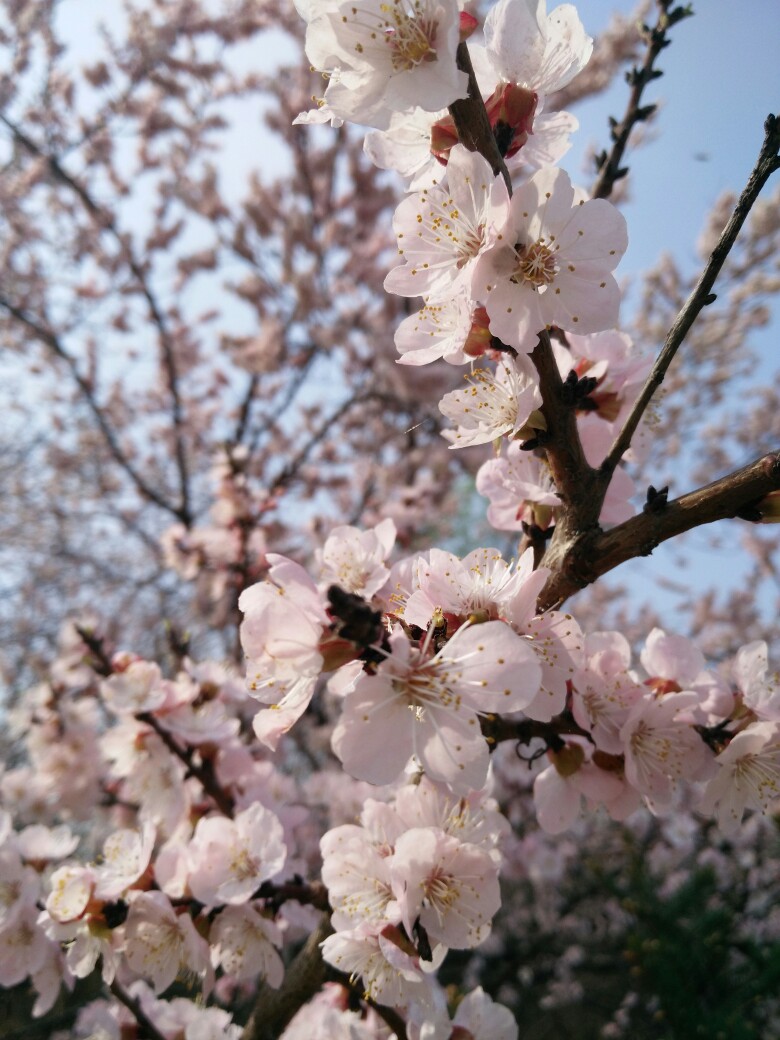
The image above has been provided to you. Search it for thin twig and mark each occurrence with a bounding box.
[591,0,693,200]
[109,979,168,1040]
[137,712,235,817]
[0,292,182,518]
[0,114,193,525]
[602,112,780,476]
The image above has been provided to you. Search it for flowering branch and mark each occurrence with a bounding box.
[448,42,512,189]
[136,713,236,818]
[603,112,780,475]
[591,0,693,201]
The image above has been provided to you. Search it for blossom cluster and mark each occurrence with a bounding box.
[1,0,777,1037]
[295,0,648,537]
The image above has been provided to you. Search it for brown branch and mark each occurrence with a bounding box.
[602,112,780,475]
[242,913,333,1040]
[0,114,193,526]
[109,979,168,1040]
[537,451,780,610]
[448,42,511,190]
[591,1,693,201]
[137,712,235,817]
[482,711,591,748]
[0,291,183,519]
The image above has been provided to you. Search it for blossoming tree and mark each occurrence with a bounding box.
[1,0,780,1037]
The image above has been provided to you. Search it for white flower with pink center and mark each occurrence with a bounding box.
[483,0,593,98]
[700,721,780,833]
[239,554,329,748]
[93,824,156,901]
[570,631,643,754]
[186,803,286,907]
[209,904,284,987]
[476,441,561,531]
[320,921,430,1007]
[394,295,475,366]
[384,145,510,301]
[332,621,541,793]
[532,743,631,834]
[394,776,509,860]
[620,692,712,806]
[301,0,467,130]
[320,824,396,931]
[318,518,396,599]
[733,641,780,721]
[390,827,500,949]
[474,167,627,351]
[124,890,211,994]
[438,356,543,448]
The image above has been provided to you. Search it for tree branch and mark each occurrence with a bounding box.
[137,712,236,818]
[591,0,693,201]
[602,112,780,476]
[537,451,780,610]
[241,913,333,1040]
[109,979,168,1040]
[0,114,194,526]
[0,292,183,519]
[448,42,511,190]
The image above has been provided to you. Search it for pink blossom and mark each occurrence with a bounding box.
[320,921,430,1007]
[483,0,593,98]
[209,904,284,986]
[124,890,211,995]
[332,622,541,793]
[700,722,780,833]
[186,803,286,907]
[476,441,561,531]
[384,145,510,301]
[438,356,543,448]
[318,518,396,599]
[620,692,712,807]
[474,168,627,351]
[390,827,501,949]
[733,641,780,721]
[300,0,467,130]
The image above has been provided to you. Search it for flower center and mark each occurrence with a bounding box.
[511,240,558,290]
[380,1,437,71]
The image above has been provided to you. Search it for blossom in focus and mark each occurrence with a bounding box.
[332,622,541,793]
[474,167,627,351]
[699,722,780,834]
[390,827,501,949]
[438,356,543,448]
[384,145,509,301]
[299,0,467,130]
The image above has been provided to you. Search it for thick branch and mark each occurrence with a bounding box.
[537,451,780,610]
[0,115,193,525]
[242,913,333,1040]
[603,112,780,475]
[591,1,692,201]
[448,42,511,190]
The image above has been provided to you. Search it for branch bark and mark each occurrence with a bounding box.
[241,913,333,1040]
[448,42,511,190]
[537,451,780,610]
